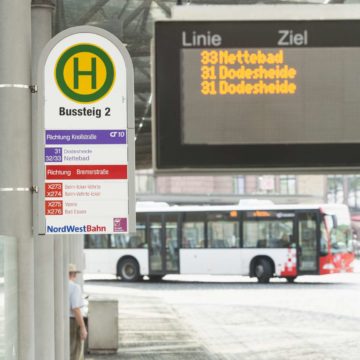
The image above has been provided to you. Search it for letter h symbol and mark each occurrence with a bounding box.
[73,57,97,89]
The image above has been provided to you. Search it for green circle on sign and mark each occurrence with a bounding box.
[55,44,115,103]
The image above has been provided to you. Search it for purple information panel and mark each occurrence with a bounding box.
[46,130,127,145]
[45,147,62,162]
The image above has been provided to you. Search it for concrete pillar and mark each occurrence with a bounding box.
[4,236,18,360]
[69,235,85,272]
[0,1,34,360]
[63,236,70,360]
[54,239,65,360]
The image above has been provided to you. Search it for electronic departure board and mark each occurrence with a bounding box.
[154,20,360,172]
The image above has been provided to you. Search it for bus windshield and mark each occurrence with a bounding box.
[324,209,352,254]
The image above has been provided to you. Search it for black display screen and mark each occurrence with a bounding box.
[154,20,360,171]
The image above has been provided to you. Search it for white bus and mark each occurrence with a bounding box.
[84,202,355,283]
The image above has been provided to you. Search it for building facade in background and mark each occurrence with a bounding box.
[136,172,360,216]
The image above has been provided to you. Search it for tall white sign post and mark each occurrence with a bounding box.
[37,26,135,235]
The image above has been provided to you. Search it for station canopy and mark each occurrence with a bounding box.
[55,0,348,170]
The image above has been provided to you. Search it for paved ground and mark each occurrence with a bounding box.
[85,270,360,360]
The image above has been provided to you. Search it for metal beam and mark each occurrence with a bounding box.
[140,0,152,33]
[123,0,152,29]
[75,0,111,25]
[154,0,171,17]
[135,81,150,93]
[117,0,130,20]
[55,0,66,32]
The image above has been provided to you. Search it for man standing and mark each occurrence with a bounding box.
[69,264,88,360]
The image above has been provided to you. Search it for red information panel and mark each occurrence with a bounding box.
[45,200,63,215]
[45,165,128,180]
[45,183,63,197]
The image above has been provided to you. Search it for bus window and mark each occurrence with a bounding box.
[165,214,179,272]
[320,222,329,256]
[207,213,239,248]
[136,213,147,248]
[109,214,147,249]
[110,232,146,249]
[182,212,205,248]
[243,220,293,248]
[149,215,162,271]
[325,214,350,253]
[110,234,127,248]
[85,234,109,249]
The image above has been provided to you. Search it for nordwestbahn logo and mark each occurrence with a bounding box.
[47,224,107,233]
[55,43,115,103]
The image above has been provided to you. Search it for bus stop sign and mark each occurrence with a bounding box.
[36,26,135,235]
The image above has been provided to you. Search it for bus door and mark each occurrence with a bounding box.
[296,211,319,274]
[164,213,180,273]
[148,213,180,275]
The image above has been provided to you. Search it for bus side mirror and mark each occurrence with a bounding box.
[332,215,338,229]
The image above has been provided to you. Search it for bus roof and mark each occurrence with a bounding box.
[136,201,349,214]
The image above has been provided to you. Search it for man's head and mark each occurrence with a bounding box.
[68,263,81,280]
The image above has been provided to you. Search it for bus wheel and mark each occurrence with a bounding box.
[118,258,140,282]
[255,259,272,284]
[286,276,297,283]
